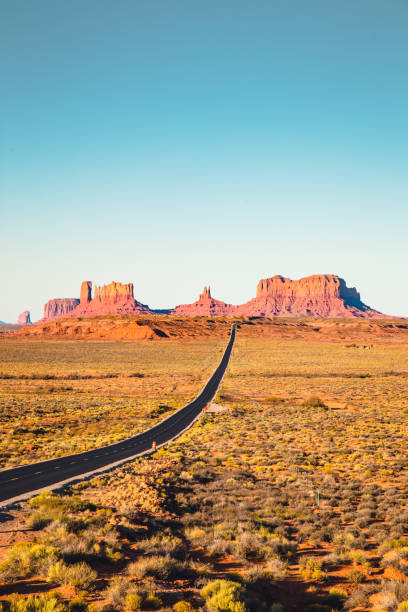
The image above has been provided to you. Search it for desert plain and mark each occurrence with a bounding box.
[1,316,408,612]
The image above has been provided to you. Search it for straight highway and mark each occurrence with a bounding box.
[0,325,236,505]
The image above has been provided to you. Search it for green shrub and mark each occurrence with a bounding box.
[347,568,365,584]
[173,602,194,612]
[299,557,327,581]
[27,509,61,531]
[126,592,142,611]
[7,593,67,612]
[200,579,247,612]
[0,543,61,581]
[103,576,133,607]
[28,492,89,513]
[143,595,162,610]
[127,556,188,580]
[267,558,288,580]
[47,560,96,590]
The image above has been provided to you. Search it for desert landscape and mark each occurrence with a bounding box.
[1,310,408,611]
[2,2,406,610]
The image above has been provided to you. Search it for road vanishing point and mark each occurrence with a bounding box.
[0,325,236,506]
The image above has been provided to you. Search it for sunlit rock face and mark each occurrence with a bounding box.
[235,274,383,318]
[173,286,235,316]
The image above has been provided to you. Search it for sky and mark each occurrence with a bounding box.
[1,0,407,321]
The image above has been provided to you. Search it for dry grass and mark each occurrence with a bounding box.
[0,339,224,468]
[2,322,408,611]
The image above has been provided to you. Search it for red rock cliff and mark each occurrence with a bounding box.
[43,298,80,321]
[236,274,382,318]
[72,281,152,316]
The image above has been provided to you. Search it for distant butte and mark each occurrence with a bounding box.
[17,311,32,326]
[39,274,386,322]
[234,274,383,318]
[72,281,151,317]
[173,286,235,316]
[41,281,152,321]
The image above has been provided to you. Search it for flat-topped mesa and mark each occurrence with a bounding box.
[43,298,80,321]
[41,281,153,321]
[173,286,234,316]
[73,281,152,316]
[93,281,134,303]
[238,274,382,318]
[256,274,361,301]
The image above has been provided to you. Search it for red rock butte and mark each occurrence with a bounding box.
[17,311,32,326]
[173,286,234,316]
[234,274,383,318]
[39,274,386,322]
[173,275,384,318]
[40,281,151,321]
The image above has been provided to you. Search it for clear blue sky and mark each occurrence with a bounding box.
[1,0,407,321]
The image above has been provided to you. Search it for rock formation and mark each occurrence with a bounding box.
[39,274,386,321]
[235,274,383,318]
[17,311,32,326]
[43,298,80,321]
[172,275,384,318]
[173,286,235,316]
[41,281,153,321]
[80,281,92,305]
[68,281,152,317]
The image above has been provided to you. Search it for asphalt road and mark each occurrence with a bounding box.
[0,326,236,505]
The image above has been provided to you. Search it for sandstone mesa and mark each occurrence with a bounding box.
[234,274,383,318]
[36,274,385,322]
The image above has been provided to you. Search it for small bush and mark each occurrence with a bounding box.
[27,509,61,531]
[7,593,67,611]
[126,592,142,611]
[28,491,89,513]
[47,560,96,590]
[347,568,365,584]
[200,579,247,612]
[267,558,288,580]
[299,557,327,581]
[103,576,135,607]
[0,543,61,581]
[143,595,162,610]
[128,556,188,580]
[173,602,194,612]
